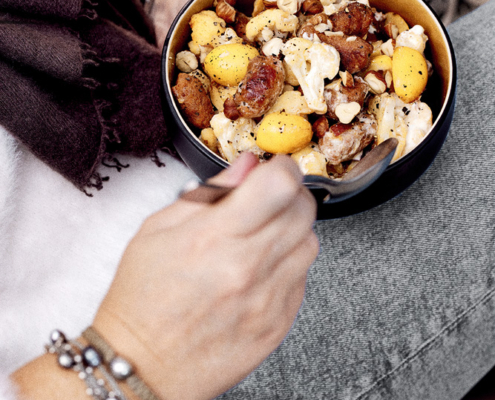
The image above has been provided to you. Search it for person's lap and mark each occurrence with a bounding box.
[218,2,495,398]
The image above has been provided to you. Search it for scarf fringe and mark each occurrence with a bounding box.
[83,172,110,196]
[78,0,99,21]
[76,0,171,194]
[77,19,125,192]
[102,155,130,172]
[160,145,179,160]
[151,150,166,168]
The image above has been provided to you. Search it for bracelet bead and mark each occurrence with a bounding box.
[58,352,75,369]
[109,357,133,380]
[83,346,103,367]
[46,330,127,400]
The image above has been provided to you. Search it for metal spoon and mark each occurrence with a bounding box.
[179,138,398,204]
[303,137,398,203]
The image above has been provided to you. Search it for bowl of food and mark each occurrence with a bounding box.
[161,0,456,219]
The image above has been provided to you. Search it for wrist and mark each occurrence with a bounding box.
[12,353,90,400]
[76,335,142,400]
[11,333,140,400]
[93,308,172,400]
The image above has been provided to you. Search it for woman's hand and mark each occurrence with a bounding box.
[94,153,319,400]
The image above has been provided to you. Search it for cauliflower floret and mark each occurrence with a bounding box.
[291,143,329,177]
[283,60,300,86]
[380,39,395,57]
[189,69,211,93]
[262,37,285,56]
[252,0,266,17]
[398,97,433,154]
[188,40,201,56]
[189,41,213,63]
[396,25,429,54]
[190,10,226,46]
[210,28,244,48]
[368,93,396,143]
[246,9,299,42]
[261,27,274,42]
[282,38,340,114]
[210,113,265,162]
[369,93,432,161]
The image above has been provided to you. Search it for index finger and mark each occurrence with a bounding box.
[211,155,307,236]
[140,152,259,234]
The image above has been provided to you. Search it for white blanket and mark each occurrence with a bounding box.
[0,124,196,397]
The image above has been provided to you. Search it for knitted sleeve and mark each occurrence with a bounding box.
[0,374,17,400]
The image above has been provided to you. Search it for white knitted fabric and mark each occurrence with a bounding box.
[0,125,195,398]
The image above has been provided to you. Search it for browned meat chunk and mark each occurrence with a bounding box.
[172,73,214,129]
[319,113,376,165]
[234,12,252,43]
[324,76,369,120]
[318,33,373,73]
[234,55,285,119]
[297,22,372,73]
[329,3,374,37]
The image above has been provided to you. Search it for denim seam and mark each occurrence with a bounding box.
[354,285,495,400]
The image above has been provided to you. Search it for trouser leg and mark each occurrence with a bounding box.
[219,1,495,399]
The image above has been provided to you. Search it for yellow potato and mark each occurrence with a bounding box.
[204,43,259,86]
[368,55,392,72]
[190,11,226,46]
[256,112,312,154]
[392,47,428,103]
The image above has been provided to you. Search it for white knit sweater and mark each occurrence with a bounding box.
[0,125,195,398]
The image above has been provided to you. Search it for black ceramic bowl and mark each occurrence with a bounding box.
[161,0,457,219]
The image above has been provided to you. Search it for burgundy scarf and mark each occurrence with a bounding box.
[0,0,173,193]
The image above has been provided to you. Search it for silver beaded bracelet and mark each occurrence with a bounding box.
[82,327,161,400]
[45,330,127,400]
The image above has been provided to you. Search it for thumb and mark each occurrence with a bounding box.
[207,152,259,187]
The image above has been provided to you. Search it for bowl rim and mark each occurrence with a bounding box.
[161,0,457,175]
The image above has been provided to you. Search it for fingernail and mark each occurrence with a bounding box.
[210,152,258,187]
[226,152,256,171]
[223,152,258,179]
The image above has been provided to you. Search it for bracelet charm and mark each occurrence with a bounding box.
[46,330,127,400]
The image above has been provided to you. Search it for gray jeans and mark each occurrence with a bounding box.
[219,1,495,399]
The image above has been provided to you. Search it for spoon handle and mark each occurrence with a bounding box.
[179,138,398,205]
[179,181,234,204]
